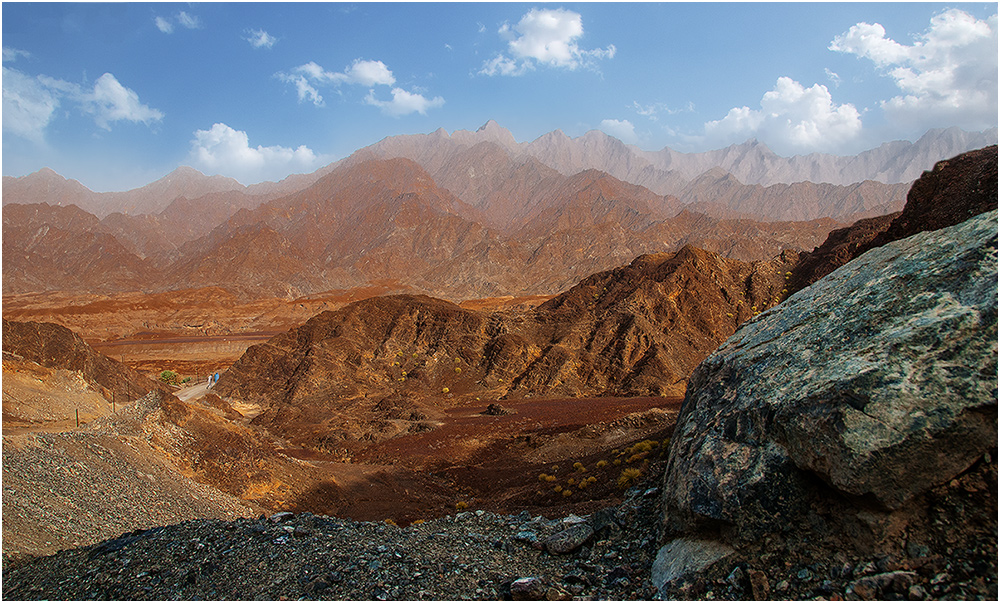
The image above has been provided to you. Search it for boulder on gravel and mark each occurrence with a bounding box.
[662,209,998,538]
[651,537,734,590]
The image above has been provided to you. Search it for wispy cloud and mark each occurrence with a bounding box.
[830,8,997,132]
[824,68,842,87]
[2,66,61,142]
[277,72,325,106]
[155,11,202,33]
[631,101,694,121]
[189,122,325,184]
[245,28,277,49]
[365,88,445,117]
[277,58,402,109]
[3,47,32,63]
[154,16,173,34]
[176,11,201,30]
[277,58,444,117]
[480,8,615,76]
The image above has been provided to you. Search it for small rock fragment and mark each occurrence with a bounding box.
[748,568,769,600]
[544,524,594,555]
[511,577,547,600]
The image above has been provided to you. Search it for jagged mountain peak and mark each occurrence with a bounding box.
[476,119,502,134]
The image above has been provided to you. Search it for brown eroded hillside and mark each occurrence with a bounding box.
[2,319,166,406]
[214,244,796,453]
[788,145,998,294]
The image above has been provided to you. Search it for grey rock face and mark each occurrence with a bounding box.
[663,210,998,538]
[651,537,735,592]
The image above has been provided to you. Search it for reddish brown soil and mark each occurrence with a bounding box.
[355,396,677,469]
[279,396,681,526]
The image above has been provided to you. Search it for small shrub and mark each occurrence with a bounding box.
[586,476,597,484]
[159,370,177,384]
[442,387,450,394]
[454,367,461,374]
[545,475,556,482]
[596,460,608,469]
[577,480,588,489]
[455,501,468,511]
[625,440,657,456]
[384,518,398,527]
[411,519,425,526]
[567,478,576,486]
[617,467,643,490]
[613,458,622,466]
[573,462,587,473]
[538,473,550,482]
[553,485,563,493]
[561,489,572,497]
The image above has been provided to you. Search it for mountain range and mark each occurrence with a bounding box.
[3,157,836,300]
[2,122,994,301]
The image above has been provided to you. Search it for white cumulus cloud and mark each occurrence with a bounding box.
[480,8,615,76]
[599,119,638,144]
[81,73,164,130]
[830,8,997,132]
[189,122,325,184]
[365,88,445,117]
[2,68,162,140]
[245,28,277,49]
[704,77,863,155]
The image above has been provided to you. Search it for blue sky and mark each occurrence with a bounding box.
[3,2,997,191]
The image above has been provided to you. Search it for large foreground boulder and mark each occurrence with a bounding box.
[662,209,997,540]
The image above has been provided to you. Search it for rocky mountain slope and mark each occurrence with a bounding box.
[368,120,995,190]
[4,122,990,226]
[2,319,166,405]
[366,125,915,222]
[636,126,998,187]
[3,157,835,300]
[677,168,910,221]
[213,245,795,452]
[788,145,998,294]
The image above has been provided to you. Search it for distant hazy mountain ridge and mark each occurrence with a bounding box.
[2,122,994,300]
